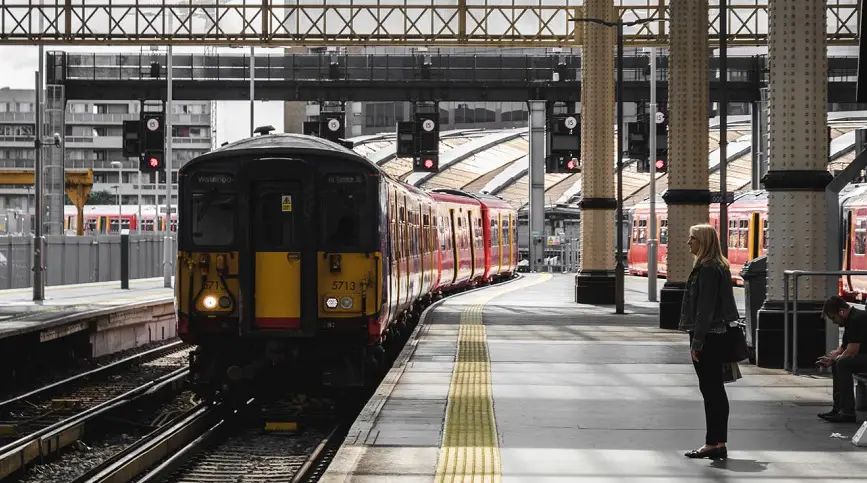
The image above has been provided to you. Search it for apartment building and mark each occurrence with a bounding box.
[0,87,212,211]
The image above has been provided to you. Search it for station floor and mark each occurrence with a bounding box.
[322,273,867,482]
[0,277,173,340]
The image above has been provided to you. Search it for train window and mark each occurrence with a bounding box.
[739,219,749,249]
[191,191,236,246]
[728,219,738,249]
[855,218,867,255]
[660,219,669,245]
[322,186,366,251]
[637,219,647,244]
[253,190,295,250]
[491,219,499,247]
[762,219,768,248]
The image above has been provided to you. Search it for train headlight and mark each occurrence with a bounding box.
[202,295,218,309]
[325,297,339,309]
[340,296,353,309]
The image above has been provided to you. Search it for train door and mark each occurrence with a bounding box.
[467,211,476,280]
[750,213,761,260]
[248,179,311,332]
[448,208,459,284]
[843,210,853,293]
[390,189,400,316]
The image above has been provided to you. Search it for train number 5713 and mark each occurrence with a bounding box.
[331,281,356,291]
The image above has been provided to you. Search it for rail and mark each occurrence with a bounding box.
[782,270,867,375]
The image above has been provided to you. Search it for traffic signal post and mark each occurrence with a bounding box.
[545,113,581,174]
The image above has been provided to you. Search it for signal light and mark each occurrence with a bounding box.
[655,159,665,170]
[567,158,579,170]
[414,153,438,172]
[140,150,165,173]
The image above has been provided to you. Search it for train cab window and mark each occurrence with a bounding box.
[855,218,867,255]
[191,191,236,246]
[660,219,669,245]
[322,185,367,251]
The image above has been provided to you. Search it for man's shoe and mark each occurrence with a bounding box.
[822,412,857,423]
[818,409,840,419]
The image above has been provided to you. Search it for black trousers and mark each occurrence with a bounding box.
[689,332,729,445]
[831,354,867,414]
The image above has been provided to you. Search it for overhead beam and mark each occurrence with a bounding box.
[0,2,858,46]
[0,169,92,187]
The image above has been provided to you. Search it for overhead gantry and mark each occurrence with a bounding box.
[0,1,858,47]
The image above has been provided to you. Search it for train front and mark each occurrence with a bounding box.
[174,135,387,397]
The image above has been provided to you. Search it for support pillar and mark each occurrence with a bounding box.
[756,0,831,369]
[575,0,616,305]
[659,0,711,328]
[528,100,546,272]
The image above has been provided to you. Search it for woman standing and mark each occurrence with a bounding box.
[679,224,740,459]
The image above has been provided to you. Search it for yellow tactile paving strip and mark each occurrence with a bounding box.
[435,274,552,483]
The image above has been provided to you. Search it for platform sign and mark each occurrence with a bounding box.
[281,195,293,212]
[710,191,735,204]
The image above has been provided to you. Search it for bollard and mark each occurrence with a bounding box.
[120,230,129,290]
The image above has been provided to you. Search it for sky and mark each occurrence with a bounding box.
[0,44,286,147]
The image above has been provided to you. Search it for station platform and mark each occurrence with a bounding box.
[0,278,174,341]
[323,273,866,482]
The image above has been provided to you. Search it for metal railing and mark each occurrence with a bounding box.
[782,269,867,374]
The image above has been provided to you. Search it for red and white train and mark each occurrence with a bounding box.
[62,205,178,234]
[627,186,867,301]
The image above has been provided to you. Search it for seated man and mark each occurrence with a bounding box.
[817,295,867,423]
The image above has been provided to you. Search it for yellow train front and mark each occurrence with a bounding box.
[175,133,393,396]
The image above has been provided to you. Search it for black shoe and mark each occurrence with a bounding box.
[685,446,728,460]
[818,409,840,419]
[822,412,857,423]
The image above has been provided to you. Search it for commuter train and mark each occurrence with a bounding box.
[174,133,518,396]
[627,185,867,300]
[62,205,178,234]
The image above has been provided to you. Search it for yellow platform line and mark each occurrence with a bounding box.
[435,274,552,483]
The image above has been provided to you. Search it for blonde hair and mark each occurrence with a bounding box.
[690,224,730,270]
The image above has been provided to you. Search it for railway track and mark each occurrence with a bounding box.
[0,342,192,480]
[71,396,342,483]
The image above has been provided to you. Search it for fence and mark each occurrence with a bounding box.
[0,233,175,290]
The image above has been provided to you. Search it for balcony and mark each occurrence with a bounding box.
[0,112,35,123]
[67,112,210,126]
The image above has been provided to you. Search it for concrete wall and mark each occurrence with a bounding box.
[0,233,174,289]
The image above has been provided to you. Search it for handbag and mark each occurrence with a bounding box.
[723,320,749,363]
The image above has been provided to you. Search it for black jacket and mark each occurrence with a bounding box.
[678,259,740,351]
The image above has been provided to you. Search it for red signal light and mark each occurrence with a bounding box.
[655,159,665,170]
[424,158,434,169]
[149,157,160,168]
[567,157,579,170]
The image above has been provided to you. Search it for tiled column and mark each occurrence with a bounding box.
[658,0,710,327]
[756,0,831,369]
[575,0,617,304]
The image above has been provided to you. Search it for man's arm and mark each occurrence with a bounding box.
[839,342,861,358]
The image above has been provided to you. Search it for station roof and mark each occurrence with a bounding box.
[348,111,867,210]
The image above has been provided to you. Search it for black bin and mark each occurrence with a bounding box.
[740,255,767,362]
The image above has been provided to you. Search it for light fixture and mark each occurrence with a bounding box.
[325,297,339,309]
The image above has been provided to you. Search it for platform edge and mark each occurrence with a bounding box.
[319,274,525,482]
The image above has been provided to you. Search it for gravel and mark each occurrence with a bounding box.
[14,390,199,483]
[0,338,183,401]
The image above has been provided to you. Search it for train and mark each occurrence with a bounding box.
[62,205,178,234]
[627,186,867,301]
[173,133,519,396]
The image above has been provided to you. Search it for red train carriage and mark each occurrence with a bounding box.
[628,191,769,285]
[628,185,867,300]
